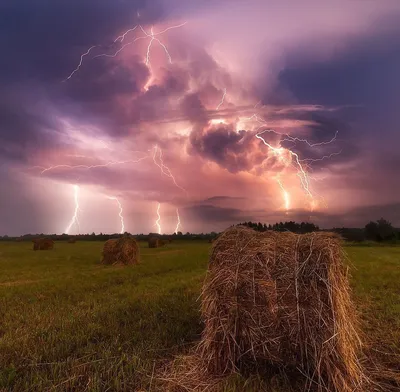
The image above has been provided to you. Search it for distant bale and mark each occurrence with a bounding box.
[198,225,365,392]
[101,236,139,265]
[68,238,76,244]
[159,239,167,247]
[32,238,54,251]
[148,237,160,248]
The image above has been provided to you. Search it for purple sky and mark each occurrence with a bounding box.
[1,0,400,235]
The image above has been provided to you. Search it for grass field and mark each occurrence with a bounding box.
[0,240,399,391]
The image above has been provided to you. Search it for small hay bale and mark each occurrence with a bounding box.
[68,238,76,244]
[101,236,139,265]
[148,237,160,248]
[32,238,54,251]
[198,225,366,392]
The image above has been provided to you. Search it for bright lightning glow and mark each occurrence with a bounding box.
[64,46,98,81]
[107,196,125,234]
[155,203,162,234]
[174,208,181,234]
[152,145,187,195]
[65,185,80,234]
[256,130,313,199]
[216,88,227,110]
[276,177,290,212]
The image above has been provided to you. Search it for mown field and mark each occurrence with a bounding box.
[0,240,399,391]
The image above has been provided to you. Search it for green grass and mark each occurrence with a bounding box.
[0,241,399,391]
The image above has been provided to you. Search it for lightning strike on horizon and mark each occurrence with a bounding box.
[216,88,227,110]
[276,177,290,212]
[174,208,181,234]
[152,145,187,195]
[155,203,162,234]
[65,185,80,234]
[107,196,125,234]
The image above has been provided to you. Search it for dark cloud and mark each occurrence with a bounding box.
[184,204,245,223]
[0,0,163,85]
[0,95,63,164]
[204,196,246,202]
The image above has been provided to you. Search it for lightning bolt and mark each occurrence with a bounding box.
[276,176,290,212]
[216,88,227,110]
[33,155,149,175]
[65,185,80,234]
[281,130,339,147]
[64,46,98,81]
[107,196,125,234]
[152,145,187,195]
[256,130,313,199]
[65,22,187,81]
[155,203,162,234]
[114,25,138,43]
[174,208,181,234]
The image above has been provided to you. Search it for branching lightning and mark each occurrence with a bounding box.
[152,145,187,195]
[34,156,149,175]
[256,130,313,199]
[282,130,339,147]
[65,185,80,234]
[65,22,187,80]
[174,208,181,234]
[107,196,125,234]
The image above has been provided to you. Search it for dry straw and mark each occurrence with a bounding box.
[163,225,377,392]
[32,238,54,251]
[101,236,139,265]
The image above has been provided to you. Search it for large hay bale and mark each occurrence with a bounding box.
[199,226,365,391]
[32,238,54,251]
[101,236,139,265]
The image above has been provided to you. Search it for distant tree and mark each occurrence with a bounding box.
[365,218,395,241]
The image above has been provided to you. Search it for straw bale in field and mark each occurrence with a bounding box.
[149,236,165,248]
[198,225,366,392]
[32,238,54,251]
[101,236,139,265]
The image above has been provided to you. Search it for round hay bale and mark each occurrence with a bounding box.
[148,237,160,248]
[32,238,54,251]
[199,225,365,391]
[68,238,76,244]
[101,236,139,265]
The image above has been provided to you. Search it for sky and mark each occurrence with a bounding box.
[1,0,400,235]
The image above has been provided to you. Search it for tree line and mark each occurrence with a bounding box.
[0,218,398,242]
[237,221,320,233]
